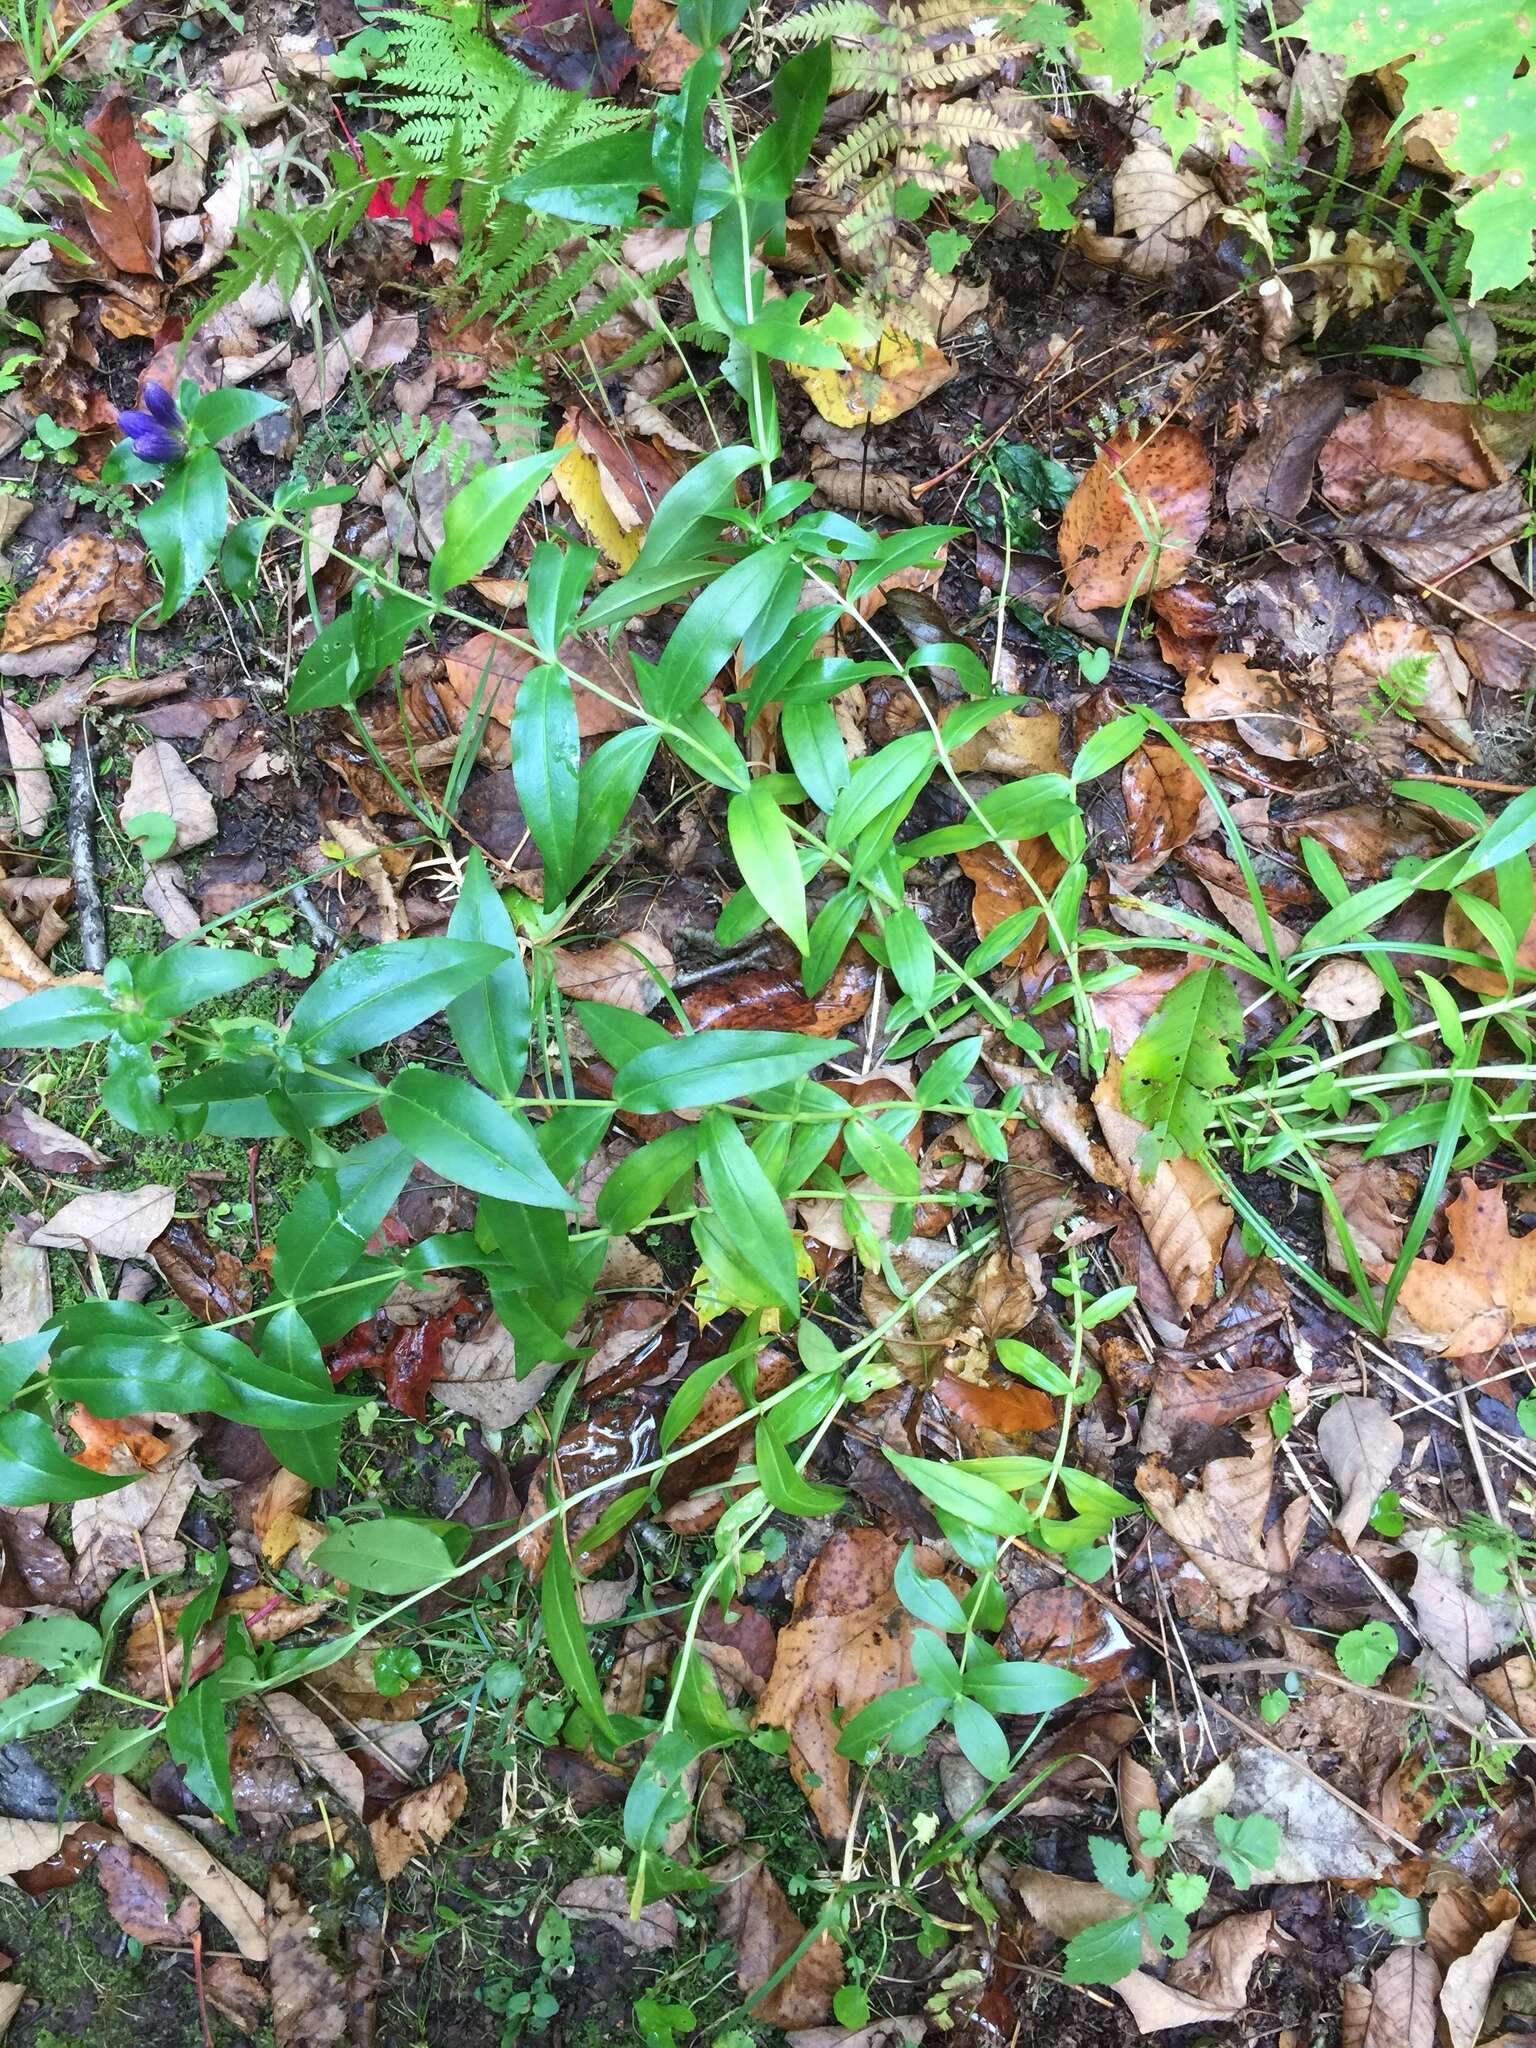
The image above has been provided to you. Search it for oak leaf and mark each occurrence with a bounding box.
[1387,1177,1536,1357]
[1058,424,1212,609]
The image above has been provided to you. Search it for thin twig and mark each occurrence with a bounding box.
[69,719,108,974]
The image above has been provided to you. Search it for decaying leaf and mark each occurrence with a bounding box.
[1072,142,1217,279]
[1165,1748,1392,1883]
[1138,1419,1274,1611]
[794,328,955,428]
[1183,656,1326,760]
[1093,1064,1231,1311]
[268,1869,373,2047]
[109,1775,268,1960]
[1058,425,1212,610]
[0,534,154,655]
[557,1874,678,1950]
[120,740,219,853]
[1320,393,1504,509]
[1341,1944,1441,2048]
[33,1183,176,1258]
[83,92,162,276]
[369,1768,467,1881]
[1387,1177,1536,1356]
[553,931,673,1011]
[713,1848,845,2028]
[755,1528,924,1837]
[440,631,640,750]
[1317,1395,1403,1548]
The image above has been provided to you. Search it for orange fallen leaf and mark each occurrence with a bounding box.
[83,91,161,277]
[1388,1177,1536,1357]
[0,534,155,654]
[440,631,640,749]
[1058,424,1212,609]
[68,1408,173,1474]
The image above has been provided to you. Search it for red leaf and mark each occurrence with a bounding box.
[82,91,161,277]
[328,1298,472,1420]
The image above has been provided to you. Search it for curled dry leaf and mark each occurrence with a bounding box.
[1317,1394,1403,1548]
[108,1774,268,1960]
[553,931,673,1012]
[1071,142,1217,279]
[1057,424,1212,610]
[1319,393,1504,510]
[1329,476,1526,587]
[557,1875,678,1950]
[369,1767,467,1881]
[793,328,955,429]
[1,701,49,838]
[1093,1063,1231,1312]
[1116,1908,1279,2033]
[755,1528,927,1837]
[0,534,154,655]
[712,1848,845,2028]
[1183,655,1326,761]
[33,1183,176,1258]
[1387,1176,1536,1357]
[120,740,219,854]
[1438,1905,1517,2048]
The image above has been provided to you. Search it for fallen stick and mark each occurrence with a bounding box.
[69,720,108,973]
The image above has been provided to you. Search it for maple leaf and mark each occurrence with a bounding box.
[1386,1178,1536,1357]
[367,181,460,245]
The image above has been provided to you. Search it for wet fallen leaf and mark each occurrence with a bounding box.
[1453,608,1536,691]
[553,931,672,1011]
[557,1875,677,1949]
[268,1868,374,2047]
[328,1298,467,1421]
[437,1310,561,1430]
[1330,477,1526,587]
[1317,1394,1403,1547]
[0,534,153,654]
[1003,1586,1132,1691]
[95,1840,201,1945]
[713,1848,845,2028]
[263,1692,365,1815]
[1227,379,1352,526]
[83,91,162,276]
[151,1216,253,1325]
[1387,1176,1536,1357]
[1058,424,1212,609]
[108,1774,268,1961]
[0,1099,109,1174]
[755,1528,927,1836]
[794,328,954,429]
[120,739,219,853]
[957,835,1066,968]
[369,1767,467,1881]
[33,1183,176,1258]
[0,1818,84,1877]
[1320,393,1504,509]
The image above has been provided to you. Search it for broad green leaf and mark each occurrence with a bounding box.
[312,1516,469,1593]
[915,1035,981,1107]
[963,1658,1088,1715]
[430,449,565,597]
[573,726,661,882]
[132,946,270,1019]
[0,1681,82,1743]
[191,388,283,444]
[727,780,808,953]
[1062,1911,1143,1987]
[885,1449,1035,1536]
[827,731,935,848]
[596,1127,700,1233]
[447,851,530,1099]
[614,1030,848,1113]
[141,445,226,620]
[843,1113,919,1195]
[0,1614,101,1675]
[950,1694,1010,1780]
[381,1066,577,1208]
[287,937,508,1058]
[836,1685,951,1761]
[258,1308,344,1486]
[894,1545,967,1632]
[271,1135,413,1305]
[0,982,118,1049]
[1336,1618,1397,1686]
[512,662,581,903]
[504,127,655,225]
[697,1109,800,1311]
[755,1411,844,1513]
[288,589,428,714]
[1121,966,1243,1158]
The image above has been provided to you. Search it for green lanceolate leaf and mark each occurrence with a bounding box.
[756,1410,843,1513]
[512,661,581,904]
[430,449,566,597]
[258,1308,343,1486]
[0,982,118,1050]
[596,1126,700,1233]
[381,1067,578,1209]
[504,127,656,225]
[0,1412,131,1507]
[541,1525,619,1744]
[572,726,661,882]
[271,1134,412,1308]
[287,937,509,1058]
[165,1683,235,1830]
[726,779,809,953]
[1120,965,1243,1159]
[696,1110,800,1312]
[614,1030,849,1114]
[447,851,531,1100]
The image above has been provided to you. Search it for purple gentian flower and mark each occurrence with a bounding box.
[117,381,185,465]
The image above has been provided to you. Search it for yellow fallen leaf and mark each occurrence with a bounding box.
[552,423,642,570]
[793,327,955,428]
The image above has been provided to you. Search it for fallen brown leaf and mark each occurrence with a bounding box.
[1058,424,1212,609]
[1330,476,1526,587]
[83,92,162,276]
[1138,1419,1274,1613]
[1121,740,1206,861]
[755,1528,925,1836]
[1,700,49,837]
[0,1099,109,1174]
[34,1183,176,1257]
[1317,1394,1402,1547]
[95,1840,201,1946]
[1387,1176,1536,1356]
[263,1692,365,1815]
[957,835,1066,968]
[441,630,640,750]
[1093,1063,1231,1311]
[1183,655,1326,760]
[369,1767,467,1881]
[0,534,153,654]
[120,740,218,854]
[1320,393,1504,509]
[1341,1944,1440,2048]
[1227,378,1352,526]
[712,1848,845,2028]
[108,1775,268,1961]
[557,1875,677,1950]
[1071,142,1216,279]
[553,931,672,1011]
[268,1868,374,2047]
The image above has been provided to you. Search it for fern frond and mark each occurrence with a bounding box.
[820,110,902,191]
[767,2,884,41]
